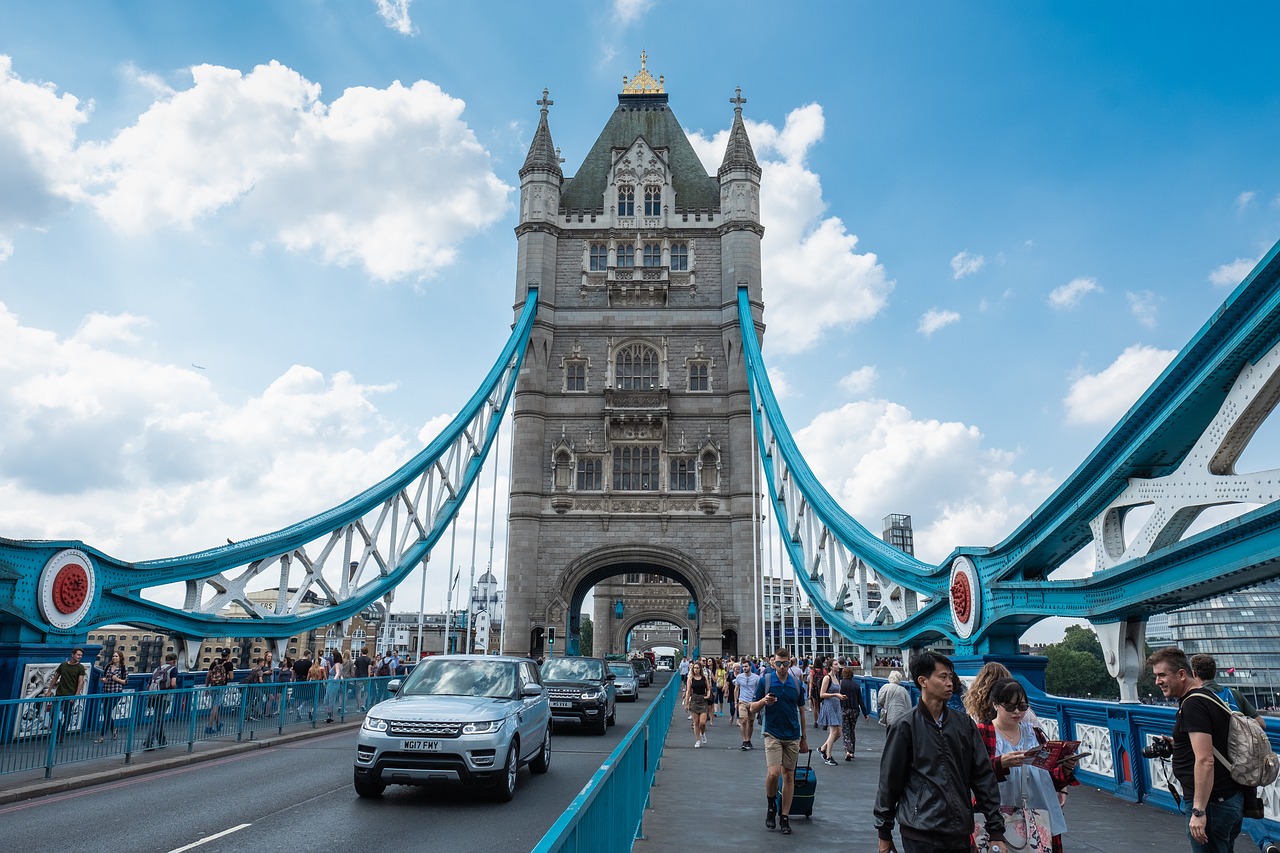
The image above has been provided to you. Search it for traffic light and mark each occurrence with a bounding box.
[681,628,689,647]
[547,626,556,646]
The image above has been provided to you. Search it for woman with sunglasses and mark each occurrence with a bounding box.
[977,678,1077,852]
[684,661,711,747]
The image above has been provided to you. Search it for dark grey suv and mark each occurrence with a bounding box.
[540,656,616,735]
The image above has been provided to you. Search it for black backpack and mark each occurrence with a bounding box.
[376,658,391,677]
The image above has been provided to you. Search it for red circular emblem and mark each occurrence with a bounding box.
[51,563,90,614]
[950,571,972,625]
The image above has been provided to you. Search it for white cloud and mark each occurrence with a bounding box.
[918,308,960,336]
[794,400,1054,562]
[1063,344,1177,426]
[373,0,416,35]
[0,302,417,559]
[950,251,985,279]
[1126,290,1158,329]
[838,365,878,395]
[1048,277,1101,309]
[1208,256,1261,288]
[766,366,795,400]
[0,234,12,263]
[613,0,654,23]
[688,105,893,355]
[0,57,509,281]
[1236,190,1255,211]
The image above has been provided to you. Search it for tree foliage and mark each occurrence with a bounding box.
[580,615,593,656]
[1042,623,1159,699]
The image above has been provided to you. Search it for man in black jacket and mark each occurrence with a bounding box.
[874,651,1007,853]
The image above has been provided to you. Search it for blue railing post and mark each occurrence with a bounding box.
[185,688,197,751]
[43,698,60,778]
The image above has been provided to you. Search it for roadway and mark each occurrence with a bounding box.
[0,674,674,853]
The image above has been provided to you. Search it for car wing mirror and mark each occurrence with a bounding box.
[521,683,543,697]
[387,678,402,694]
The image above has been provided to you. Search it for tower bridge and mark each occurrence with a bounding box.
[3,56,1280,739]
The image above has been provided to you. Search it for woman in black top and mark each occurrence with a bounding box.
[838,666,869,761]
[97,650,128,743]
[684,661,711,747]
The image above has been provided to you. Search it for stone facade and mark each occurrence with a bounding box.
[502,67,765,660]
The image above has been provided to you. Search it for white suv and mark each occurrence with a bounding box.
[354,655,551,802]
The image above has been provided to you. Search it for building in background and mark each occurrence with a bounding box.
[1168,578,1280,711]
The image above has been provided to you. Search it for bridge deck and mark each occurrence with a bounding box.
[639,701,1219,852]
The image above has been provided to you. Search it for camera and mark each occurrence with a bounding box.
[1142,738,1173,759]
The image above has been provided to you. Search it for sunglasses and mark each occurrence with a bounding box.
[1000,703,1030,713]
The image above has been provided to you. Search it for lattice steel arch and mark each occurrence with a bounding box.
[740,237,1280,696]
[0,290,539,657]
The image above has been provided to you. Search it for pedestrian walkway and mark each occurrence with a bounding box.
[639,704,1220,851]
[0,716,363,806]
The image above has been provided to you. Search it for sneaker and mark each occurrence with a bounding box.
[741,742,750,751]
[694,740,701,748]
[779,816,791,835]
[747,741,755,749]
[1265,846,1279,853]
[765,807,777,830]
[700,733,707,744]
[823,756,838,766]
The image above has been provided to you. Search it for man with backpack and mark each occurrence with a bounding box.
[747,646,809,835]
[143,653,178,749]
[204,652,228,734]
[1190,653,1279,853]
[1150,646,1244,852]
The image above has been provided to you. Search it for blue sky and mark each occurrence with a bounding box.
[2,2,1279,644]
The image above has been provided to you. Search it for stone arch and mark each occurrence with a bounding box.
[611,609,691,656]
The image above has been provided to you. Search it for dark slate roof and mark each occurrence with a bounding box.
[719,109,760,176]
[560,93,719,212]
[520,107,562,179]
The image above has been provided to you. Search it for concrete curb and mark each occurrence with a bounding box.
[0,719,362,806]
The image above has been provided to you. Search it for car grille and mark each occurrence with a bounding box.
[547,687,581,699]
[387,720,463,738]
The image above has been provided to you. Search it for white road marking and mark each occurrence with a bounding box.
[166,823,251,853]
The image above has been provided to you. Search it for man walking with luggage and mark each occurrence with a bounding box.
[748,646,809,835]
[874,650,1007,853]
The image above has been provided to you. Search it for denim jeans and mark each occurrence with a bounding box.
[1244,816,1275,851]
[1187,790,1243,853]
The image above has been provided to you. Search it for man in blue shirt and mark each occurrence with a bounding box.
[748,647,809,835]
[734,662,762,750]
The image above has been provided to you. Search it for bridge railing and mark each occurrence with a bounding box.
[858,675,1280,830]
[532,675,680,853]
[0,677,393,778]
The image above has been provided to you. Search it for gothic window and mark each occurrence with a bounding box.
[589,243,608,271]
[700,448,720,492]
[617,244,635,268]
[644,186,661,216]
[618,185,635,216]
[553,447,573,491]
[624,573,642,584]
[613,444,660,490]
[643,242,662,267]
[688,362,709,392]
[670,457,697,491]
[576,456,602,490]
[670,241,689,271]
[615,342,660,390]
[565,360,586,392]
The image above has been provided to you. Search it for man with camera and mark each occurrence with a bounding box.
[1149,646,1243,853]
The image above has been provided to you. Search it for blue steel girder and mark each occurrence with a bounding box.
[738,233,1280,652]
[0,290,539,642]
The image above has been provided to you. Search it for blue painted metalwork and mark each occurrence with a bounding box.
[0,291,539,644]
[738,236,1280,655]
[531,674,680,853]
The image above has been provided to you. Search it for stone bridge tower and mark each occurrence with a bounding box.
[502,55,764,659]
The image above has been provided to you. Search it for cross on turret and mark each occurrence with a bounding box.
[730,86,747,114]
[538,88,554,113]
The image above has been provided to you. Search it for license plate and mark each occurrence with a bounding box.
[551,701,573,710]
[403,739,441,752]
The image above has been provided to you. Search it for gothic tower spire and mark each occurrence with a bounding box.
[521,88,563,179]
[719,87,760,176]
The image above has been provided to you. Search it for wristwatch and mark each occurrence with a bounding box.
[1190,808,1206,818]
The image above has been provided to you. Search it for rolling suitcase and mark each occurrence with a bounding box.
[777,749,817,818]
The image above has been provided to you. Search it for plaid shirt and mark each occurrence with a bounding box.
[976,721,1077,853]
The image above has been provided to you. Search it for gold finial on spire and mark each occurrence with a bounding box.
[621,49,665,95]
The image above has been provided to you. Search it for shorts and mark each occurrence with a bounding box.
[764,733,800,771]
[688,695,708,715]
[737,701,753,718]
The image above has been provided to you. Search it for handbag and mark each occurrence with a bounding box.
[973,751,1053,853]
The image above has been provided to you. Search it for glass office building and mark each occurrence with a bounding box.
[1168,578,1280,711]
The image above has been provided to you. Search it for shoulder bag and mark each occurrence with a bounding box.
[973,740,1053,852]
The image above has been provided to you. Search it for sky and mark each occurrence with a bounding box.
[3,1,1280,646]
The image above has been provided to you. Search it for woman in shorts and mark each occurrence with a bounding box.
[684,661,711,747]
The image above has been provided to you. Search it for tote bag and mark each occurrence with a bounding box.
[973,764,1053,853]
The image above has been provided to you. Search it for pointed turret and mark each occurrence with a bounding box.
[719,87,760,177]
[521,89,563,179]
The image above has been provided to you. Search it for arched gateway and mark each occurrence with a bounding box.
[501,56,765,659]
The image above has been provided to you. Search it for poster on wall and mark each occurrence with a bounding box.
[13,662,89,740]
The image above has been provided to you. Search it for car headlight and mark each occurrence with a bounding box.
[580,689,603,701]
[362,716,389,733]
[462,720,503,735]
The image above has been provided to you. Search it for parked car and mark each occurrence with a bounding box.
[609,662,640,701]
[353,655,551,802]
[540,656,616,734]
[630,657,653,687]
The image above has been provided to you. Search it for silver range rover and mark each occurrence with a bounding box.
[354,655,551,802]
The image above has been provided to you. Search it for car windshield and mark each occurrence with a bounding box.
[542,659,603,681]
[609,664,634,677]
[401,659,517,699]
